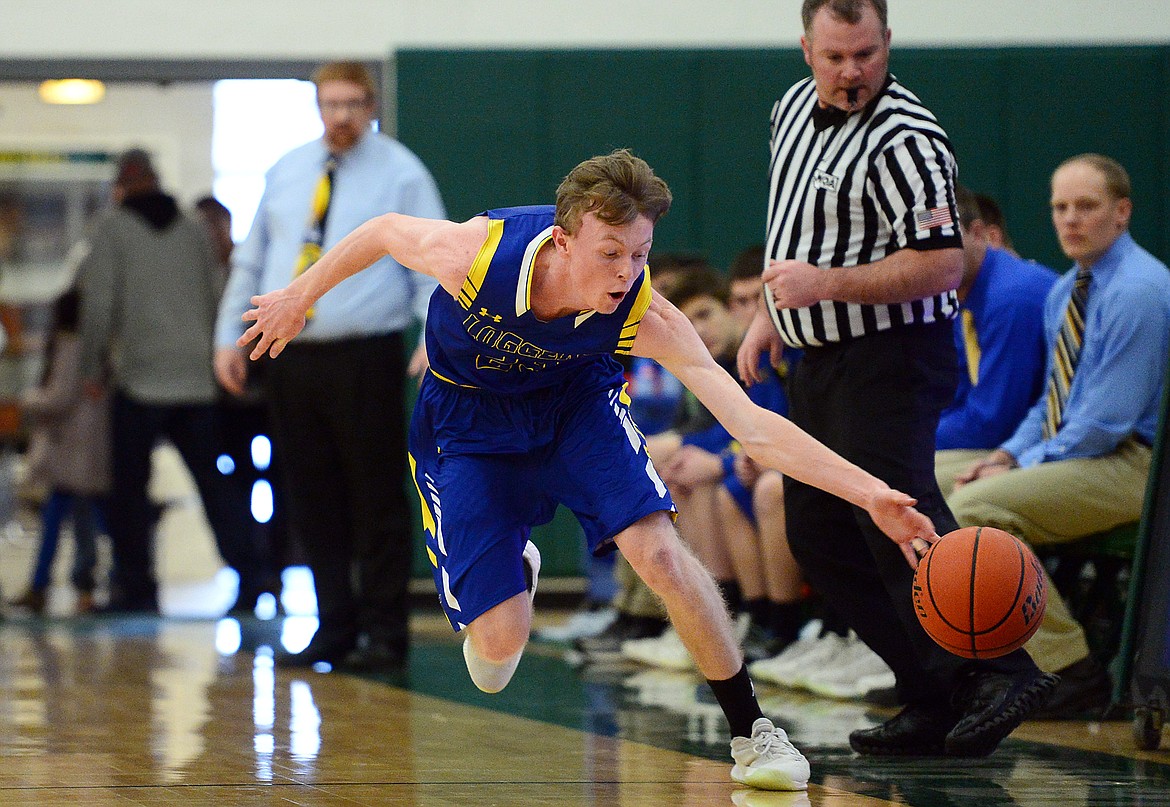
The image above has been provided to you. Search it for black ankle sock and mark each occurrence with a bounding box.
[819,604,850,638]
[707,663,765,739]
[770,601,805,644]
[744,597,771,628]
[717,580,743,614]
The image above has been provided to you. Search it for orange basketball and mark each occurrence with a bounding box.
[912,526,1046,659]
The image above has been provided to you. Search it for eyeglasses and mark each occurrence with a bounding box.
[318,98,370,115]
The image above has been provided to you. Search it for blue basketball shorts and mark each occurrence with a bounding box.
[408,376,677,631]
[723,468,756,523]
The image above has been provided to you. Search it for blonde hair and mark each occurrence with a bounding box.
[1054,153,1132,201]
[311,61,377,101]
[554,149,672,235]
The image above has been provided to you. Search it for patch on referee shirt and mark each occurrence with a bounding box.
[812,170,840,193]
[915,206,954,232]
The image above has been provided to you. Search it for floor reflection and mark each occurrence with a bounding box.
[1,611,1170,805]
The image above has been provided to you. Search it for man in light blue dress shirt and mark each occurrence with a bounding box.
[215,61,445,672]
[949,154,1170,716]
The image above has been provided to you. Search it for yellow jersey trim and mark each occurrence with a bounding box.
[407,453,438,549]
[615,266,652,354]
[459,218,505,310]
[429,368,481,389]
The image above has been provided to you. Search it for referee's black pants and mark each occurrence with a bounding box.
[783,321,1037,707]
[265,332,413,653]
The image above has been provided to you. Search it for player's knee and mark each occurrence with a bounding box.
[466,625,526,663]
[466,603,530,662]
[753,471,785,512]
[628,538,690,596]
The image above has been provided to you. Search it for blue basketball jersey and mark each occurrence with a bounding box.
[408,206,675,631]
[424,205,652,394]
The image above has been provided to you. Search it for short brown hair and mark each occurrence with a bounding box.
[801,0,888,33]
[728,244,766,282]
[954,184,980,228]
[554,149,672,235]
[664,262,728,309]
[1054,153,1132,201]
[312,61,377,101]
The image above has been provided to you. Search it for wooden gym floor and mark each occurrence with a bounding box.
[2,447,1170,805]
[3,604,1170,806]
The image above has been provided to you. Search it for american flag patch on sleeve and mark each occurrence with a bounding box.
[914,206,954,232]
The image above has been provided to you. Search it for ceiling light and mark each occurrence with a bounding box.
[38,79,106,105]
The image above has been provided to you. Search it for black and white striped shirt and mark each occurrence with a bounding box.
[764,74,961,348]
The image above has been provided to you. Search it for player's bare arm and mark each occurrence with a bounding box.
[238,214,489,359]
[633,291,936,566]
[764,246,962,310]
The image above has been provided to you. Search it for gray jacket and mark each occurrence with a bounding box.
[78,193,222,404]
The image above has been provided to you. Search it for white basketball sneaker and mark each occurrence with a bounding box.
[730,717,810,791]
[522,539,540,605]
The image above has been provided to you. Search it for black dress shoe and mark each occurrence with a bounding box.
[338,640,408,674]
[1030,658,1112,720]
[849,703,960,756]
[96,595,159,615]
[945,669,1060,756]
[274,635,357,669]
[573,613,668,660]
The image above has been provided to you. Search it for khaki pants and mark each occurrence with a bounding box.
[612,554,668,619]
[946,439,1151,672]
[935,449,987,498]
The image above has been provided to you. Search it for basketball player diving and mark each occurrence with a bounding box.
[238,149,936,792]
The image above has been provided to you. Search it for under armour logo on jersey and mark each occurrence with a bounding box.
[478,307,502,323]
[812,169,840,193]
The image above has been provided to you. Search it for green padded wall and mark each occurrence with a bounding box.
[397,46,1170,577]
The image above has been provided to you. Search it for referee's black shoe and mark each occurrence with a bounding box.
[849,702,959,756]
[945,668,1060,756]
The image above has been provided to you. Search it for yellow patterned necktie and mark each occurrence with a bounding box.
[960,309,980,387]
[1042,267,1092,439]
[292,156,337,318]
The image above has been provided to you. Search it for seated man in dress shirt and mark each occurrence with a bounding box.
[948,154,1170,718]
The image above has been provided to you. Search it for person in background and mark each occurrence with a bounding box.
[8,287,109,616]
[934,185,1058,496]
[214,61,446,672]
[196,196,286,615]
[948,154,1170,718]
[78,147,266,615]
[972,192,1016,255]
[722,244,812,665]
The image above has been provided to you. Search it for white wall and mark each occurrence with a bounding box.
[0,83,214,205]
[4,0,1169,57]
[1,0,1166,213]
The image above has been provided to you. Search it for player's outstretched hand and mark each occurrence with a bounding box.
[867,488,939,570]
[239,287,309,360]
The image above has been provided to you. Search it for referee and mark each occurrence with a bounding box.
[737,0,1057,757]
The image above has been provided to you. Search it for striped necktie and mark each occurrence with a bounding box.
[292,156,337,317]
[1042,267,1092,439]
